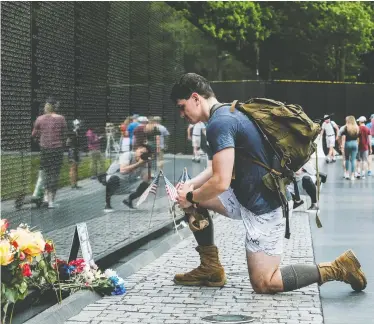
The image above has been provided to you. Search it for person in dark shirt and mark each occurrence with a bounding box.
[170,73,366,294]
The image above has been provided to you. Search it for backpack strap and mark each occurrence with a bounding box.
[210,100,239,119]
[230,100,238,112]
[209,103,230,119]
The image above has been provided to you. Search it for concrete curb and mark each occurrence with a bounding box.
[24,226,192,324]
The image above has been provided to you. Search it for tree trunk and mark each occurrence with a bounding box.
[335,47,346,81]
[254,41,260,80]
[339,48,346,81]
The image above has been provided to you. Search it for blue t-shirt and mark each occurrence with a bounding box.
[127,122,140,142]
[207,105,282,215]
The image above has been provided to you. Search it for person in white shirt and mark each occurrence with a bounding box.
[153,116,169,170]
[321,116,339,163]
[188,122,206,162]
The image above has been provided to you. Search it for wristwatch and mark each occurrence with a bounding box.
[186,191,198,205]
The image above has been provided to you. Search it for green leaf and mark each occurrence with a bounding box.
[19,281,28,294]
[4,287,18,303]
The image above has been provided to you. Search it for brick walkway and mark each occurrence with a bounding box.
[65,210,323,324]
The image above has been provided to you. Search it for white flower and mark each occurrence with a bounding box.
[104,269,117,278]
[84,272,95,284]
[117,277,125,285]
[83,265,91,273]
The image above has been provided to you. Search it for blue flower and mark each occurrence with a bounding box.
[63,265,76,275]
[111,284,126,296]
[109,276,119,286]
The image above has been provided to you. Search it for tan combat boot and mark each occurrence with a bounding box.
[318,249,367,292]
[174,245,226,287]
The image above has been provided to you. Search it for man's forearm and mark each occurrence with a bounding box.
[186,166,213,190]
[193,175,226,203]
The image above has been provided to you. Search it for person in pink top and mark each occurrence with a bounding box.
[32,98,67,208]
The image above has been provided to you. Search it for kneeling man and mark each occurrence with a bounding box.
[170,73,366,294]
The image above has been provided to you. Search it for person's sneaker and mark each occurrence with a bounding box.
[350,174,355,181]
[293,200,304,210]
[308,203,319,211]
[326,158,330,163]
[368,170,372,176]
[361,175,366,180]
[104,205,114,212]
[122,199,134,209]
[195,158,201,163]
[332,158,336,162]
[91,176,97,180]
[71,184,82,189]
[344,172,350,179]
[355,172,360,178]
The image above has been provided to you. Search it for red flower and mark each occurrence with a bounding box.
[11,240,18,249]
[45,241,54,253]
[21,263,32,277]
[69,258,85,273]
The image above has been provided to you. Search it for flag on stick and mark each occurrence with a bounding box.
[163,174,178,202]
[176,167,191,190]
[136,172,160,207]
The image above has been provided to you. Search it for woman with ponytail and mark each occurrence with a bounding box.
[340,116,360,180]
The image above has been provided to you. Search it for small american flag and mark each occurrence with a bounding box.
[176,168,191,190]
[136,172,160,207]
[163,175,178,202]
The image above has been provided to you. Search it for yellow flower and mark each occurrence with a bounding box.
[10,228,45,257]
[0,240,14,266]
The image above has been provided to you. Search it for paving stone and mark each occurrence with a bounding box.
[65,210,323,324]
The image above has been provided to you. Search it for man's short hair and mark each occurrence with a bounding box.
[137,144,152,153]
[170,73,215,104]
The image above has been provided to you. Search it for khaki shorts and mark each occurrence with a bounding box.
[218,187,286,256]
[325,135,335,148]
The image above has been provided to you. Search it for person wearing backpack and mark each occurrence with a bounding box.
[170,73,366,294]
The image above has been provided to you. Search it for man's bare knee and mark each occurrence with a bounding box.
[250,276,277,294]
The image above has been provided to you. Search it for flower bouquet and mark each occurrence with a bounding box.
[0,219,127,324]
[55,259,126,297]
[0,219,59,324]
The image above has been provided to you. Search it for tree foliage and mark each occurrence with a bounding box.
[169,1,374,82]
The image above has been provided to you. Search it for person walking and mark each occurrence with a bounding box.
[190,121,206,162]
[357,116,372,179]
[153,116,170,171]
[339,116,360,181]
[321,115,339,163]
[170,73,366,294]
[31,98,67,208]
[366,114,374,176]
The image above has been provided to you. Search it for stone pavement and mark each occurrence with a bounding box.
[65,210,323,324]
